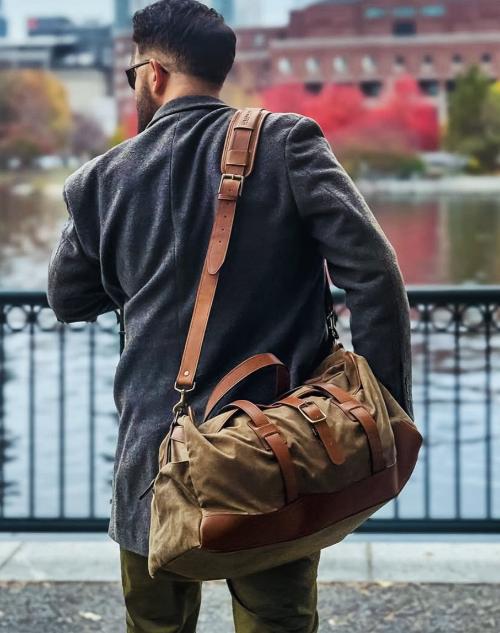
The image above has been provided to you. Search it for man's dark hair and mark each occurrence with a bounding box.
[132,0,236,88]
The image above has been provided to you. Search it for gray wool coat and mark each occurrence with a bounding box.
[47,94,414,558]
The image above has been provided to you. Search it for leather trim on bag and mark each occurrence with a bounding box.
[199,417,421,551]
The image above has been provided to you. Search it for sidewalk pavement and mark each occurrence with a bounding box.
[0,532,499,583]
[0,533,498,632]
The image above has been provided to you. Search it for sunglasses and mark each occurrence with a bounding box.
[125,59,169,90]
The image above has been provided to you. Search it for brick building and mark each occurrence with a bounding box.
[231,0,500,121]
[113,0,500,127]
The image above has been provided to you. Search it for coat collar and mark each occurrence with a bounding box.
[145,94,230,129]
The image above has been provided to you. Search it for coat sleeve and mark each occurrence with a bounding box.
[284,115,414,420]
[47,182,117,324]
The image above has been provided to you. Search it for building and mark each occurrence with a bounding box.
[14,16,114,73]
[231,0,500,121]
[27,16,75,37]
[114,0,500,128]
[115,0,132,32]
[0,0,7,37]
[0,36,75,69]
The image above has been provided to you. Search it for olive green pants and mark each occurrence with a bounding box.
[120,547,321,633]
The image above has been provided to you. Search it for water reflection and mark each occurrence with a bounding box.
[369,193,500,285]
[1,179,499,288]
[0,180,68,289]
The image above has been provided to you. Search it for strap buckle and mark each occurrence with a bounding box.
[297,400,326,425]
[218,173,245,197]
[172,382,196,419]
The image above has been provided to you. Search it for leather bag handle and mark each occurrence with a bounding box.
[203,353,290,422]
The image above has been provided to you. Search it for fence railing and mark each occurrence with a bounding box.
[0,286,499,533]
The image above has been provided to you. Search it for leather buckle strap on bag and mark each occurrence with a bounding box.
[218,173,244,197]
[171,107,271,421]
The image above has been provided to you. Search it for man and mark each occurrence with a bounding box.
[47,0,414,631]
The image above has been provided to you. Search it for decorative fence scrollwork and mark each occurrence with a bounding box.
[0,286,499,533]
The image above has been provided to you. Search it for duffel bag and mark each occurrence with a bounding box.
[146,107,423,581]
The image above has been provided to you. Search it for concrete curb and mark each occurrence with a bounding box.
[0,533,499,583]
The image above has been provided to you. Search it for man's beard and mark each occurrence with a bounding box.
[136,82,159,134]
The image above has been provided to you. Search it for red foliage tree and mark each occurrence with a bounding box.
[368,74,440,151]
[259,74,439,152]
[260,82,365,138]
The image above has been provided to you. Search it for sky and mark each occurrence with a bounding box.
[3,0,291,39]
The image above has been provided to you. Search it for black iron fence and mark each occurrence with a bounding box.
[0,286,499,532]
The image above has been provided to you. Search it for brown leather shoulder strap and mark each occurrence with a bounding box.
[174,107,271,403]
[220,107,269,177]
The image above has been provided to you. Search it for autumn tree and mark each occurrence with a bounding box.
[444,64,500,172]
[481,81,500,171]
[260,81,365,139]
[0,69,72,168]
[260,75,438,151]
[259,75,437,176]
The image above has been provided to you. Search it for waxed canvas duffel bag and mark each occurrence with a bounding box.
[146,107,423,581]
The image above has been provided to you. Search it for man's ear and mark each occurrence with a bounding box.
[150,59,169,96]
